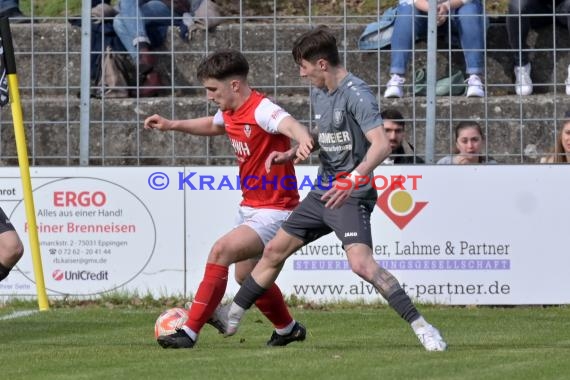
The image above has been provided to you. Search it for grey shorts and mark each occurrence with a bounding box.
[282,191,375,248]
[0,207,15,234]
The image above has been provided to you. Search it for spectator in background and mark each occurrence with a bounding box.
[380,108,424,164]
[507,0,570,96]
[384,0,485,98]
[113,0,222,97]
[0,207,24,283]
[113,0,177,97]
[437,121,496,164]
[0,0,29,23]
[540,117,570,163]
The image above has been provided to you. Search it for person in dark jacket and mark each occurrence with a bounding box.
[380,108,424,164]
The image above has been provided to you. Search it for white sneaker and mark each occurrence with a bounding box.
[224,302,246,337]
[466,74,485,97]
[565,65,570,96]
[185,301,229,334]
[514,63,533,96]
[207,303,229,334]
[412,318,447,352]
[384,74,405,98]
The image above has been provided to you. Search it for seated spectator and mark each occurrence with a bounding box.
[113,0,221,97]
[540,116,570,163]
[384,0,485,98]
[0,0,29,23]
[507,0,570,96]
[113,0,176,97]
[437,121,496,164]
[380,108,424,164]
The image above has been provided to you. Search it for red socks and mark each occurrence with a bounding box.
[185,264,292,332]
[185,263,228,332]
[254,283,293,329]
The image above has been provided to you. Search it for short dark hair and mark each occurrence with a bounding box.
[292,26,340,66]
[196,49,249,82]
[380,108,405,129]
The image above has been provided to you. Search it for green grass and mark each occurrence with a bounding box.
[19,0,81,17]
[1,303,569,380]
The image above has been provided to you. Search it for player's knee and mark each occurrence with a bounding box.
[0,236,24,266]
[350,263,367,278]
[0,240,22,281]
[262,241,286,267]
[350,260,375,280]
[207,239,230,264]
[13,241,24,262]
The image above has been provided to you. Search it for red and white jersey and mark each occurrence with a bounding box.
[213,90,299,210]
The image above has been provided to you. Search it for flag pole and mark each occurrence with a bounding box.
[0,17,49,311]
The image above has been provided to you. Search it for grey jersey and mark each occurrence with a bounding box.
[311,73,383,200]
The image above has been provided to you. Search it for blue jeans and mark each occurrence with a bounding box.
[0,0,19,13]
[390,0,485,75]
[113,0,174,61]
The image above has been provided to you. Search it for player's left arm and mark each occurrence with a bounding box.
[276,115,314,162]
[255,98,314,162]
[265,122,321,173]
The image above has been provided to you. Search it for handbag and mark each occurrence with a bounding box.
[93,46,134,98]
[413,68,466,96]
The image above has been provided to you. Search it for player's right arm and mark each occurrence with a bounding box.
[144,114,226,136]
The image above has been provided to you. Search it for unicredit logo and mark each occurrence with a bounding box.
[51,270,109,281]
[52,269,64,281]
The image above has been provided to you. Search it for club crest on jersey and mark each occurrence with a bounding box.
[333,109,344,126]
[244,124,252,138]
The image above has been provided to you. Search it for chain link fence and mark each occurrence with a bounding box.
[0,1,567,165]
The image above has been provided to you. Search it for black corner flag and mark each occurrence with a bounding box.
[0,16,16,107]
[0,35,8,107]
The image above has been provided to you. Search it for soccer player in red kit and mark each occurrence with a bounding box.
[144,49,313,349]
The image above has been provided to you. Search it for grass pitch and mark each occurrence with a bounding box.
[1,304,569,380]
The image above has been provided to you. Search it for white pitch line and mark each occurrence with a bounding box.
[0,309,39,320]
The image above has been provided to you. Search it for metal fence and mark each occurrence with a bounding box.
[0,0,568,166]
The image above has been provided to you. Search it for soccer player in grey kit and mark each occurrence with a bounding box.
[224,26,447,351]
